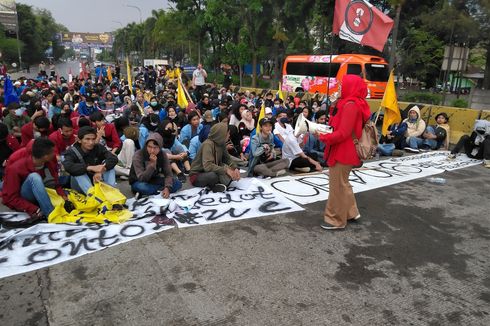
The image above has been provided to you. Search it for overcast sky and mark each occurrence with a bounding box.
[16,0,170,33]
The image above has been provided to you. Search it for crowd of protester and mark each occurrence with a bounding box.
[0,62,489,228]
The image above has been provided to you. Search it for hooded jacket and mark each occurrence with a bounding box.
[189,122,236,175]
[403,106,426,138]
[128,133,174,189]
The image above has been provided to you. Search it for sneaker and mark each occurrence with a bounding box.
[211,183,227,193]
[294,167,311,173]
[177,173,187,183]
[274,169,287,177]
[447,153,457,160]
[484,160,490,168]
[419,147,430,152]
[404,147,420,153]
[320,222,345,230]
[392,149,404,157]
[183,170,190,176]
[349,214,361,222]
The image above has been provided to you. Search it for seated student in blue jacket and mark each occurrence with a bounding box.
[303,110,327,165]
[178,111,203,147]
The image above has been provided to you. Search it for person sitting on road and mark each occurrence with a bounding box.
[303,110,327,165]
[248,117,289,177]
[189,122,241,192]
[20,115,51,147]
[62,126,118,194]
[448,119,490,168]
[48,117,76,160]
[129,133,182,199]
[89,111,122,155]
[159,119,191,183]
[402,106,427,153]
[2,138,69,222]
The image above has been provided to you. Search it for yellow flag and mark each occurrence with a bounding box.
[126,56,132,95]
[381,70,401,136]
[107,66,113,82]
[256,100,266,134]
[277,82,285,101]
[177,77,189,109]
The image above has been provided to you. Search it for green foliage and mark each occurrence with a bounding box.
[402,92,442,105]
[450,98,469,108]
[399,28,444,88]
[96,49,115,62]
[15,4,67,65]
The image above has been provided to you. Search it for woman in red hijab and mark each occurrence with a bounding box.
[317,74,371,230]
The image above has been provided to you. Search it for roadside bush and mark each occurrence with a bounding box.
[402,92,442,105]
[450,98,468,108]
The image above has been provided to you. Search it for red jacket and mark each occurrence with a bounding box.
[2,148,64,214]
[49,130,76,156]
[20,121,52,147]
[102,123,122,150]
[320,101,363,167]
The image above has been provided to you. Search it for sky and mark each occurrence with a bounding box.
[16,0,170,33]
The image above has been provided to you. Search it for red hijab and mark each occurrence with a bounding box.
[337,74,371,122]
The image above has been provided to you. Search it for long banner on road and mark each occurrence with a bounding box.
[0,152,481,279]
[0,179,302,279]
[264,151,482,205]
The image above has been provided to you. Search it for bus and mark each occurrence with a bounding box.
[281,54,390,99]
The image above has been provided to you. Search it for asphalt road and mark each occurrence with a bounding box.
[0,165,489,325]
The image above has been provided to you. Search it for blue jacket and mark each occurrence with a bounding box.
[179,124,203,144]
[188,135,201,160]
[77,102,99,116]
[303,133,326,163]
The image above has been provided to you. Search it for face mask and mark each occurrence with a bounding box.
[274,104,280,109]
[33,131,41,139]
[151,101,158,107]
[15,108,25,116]
[280,117,289,124]
[312,105,318,109]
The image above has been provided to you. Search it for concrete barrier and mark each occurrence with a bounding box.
[237,87,487,144]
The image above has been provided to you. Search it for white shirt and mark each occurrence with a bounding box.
[193,68,206,86]
[281,133,303,166]
[273,122,293,139]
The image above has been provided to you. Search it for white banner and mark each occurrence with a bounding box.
[264,152,482,205]
[0,179,303,279]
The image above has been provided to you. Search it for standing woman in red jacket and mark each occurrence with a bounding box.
[317,75,371,230]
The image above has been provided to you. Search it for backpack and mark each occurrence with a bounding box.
[352,120,379,161]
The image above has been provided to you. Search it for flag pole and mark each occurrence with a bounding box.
[326,31,335,100]
[179,76,194,105]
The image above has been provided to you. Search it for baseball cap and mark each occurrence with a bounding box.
[265,107,272,114]
[259,117,273,127]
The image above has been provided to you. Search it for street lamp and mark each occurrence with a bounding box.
[126,4,142,23]
[112,20,123,28]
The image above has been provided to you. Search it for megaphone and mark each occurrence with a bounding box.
[294,113,332,137]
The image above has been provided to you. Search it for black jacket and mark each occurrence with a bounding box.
[62,143,118,177]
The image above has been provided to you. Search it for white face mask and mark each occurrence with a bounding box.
[33,131,42,139]
[15,108,25,116]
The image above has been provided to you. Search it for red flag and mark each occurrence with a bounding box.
[333,0,394,52]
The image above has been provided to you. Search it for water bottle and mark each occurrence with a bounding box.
[427,177,447,185]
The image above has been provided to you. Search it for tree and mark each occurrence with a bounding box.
[399,28,444,87]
